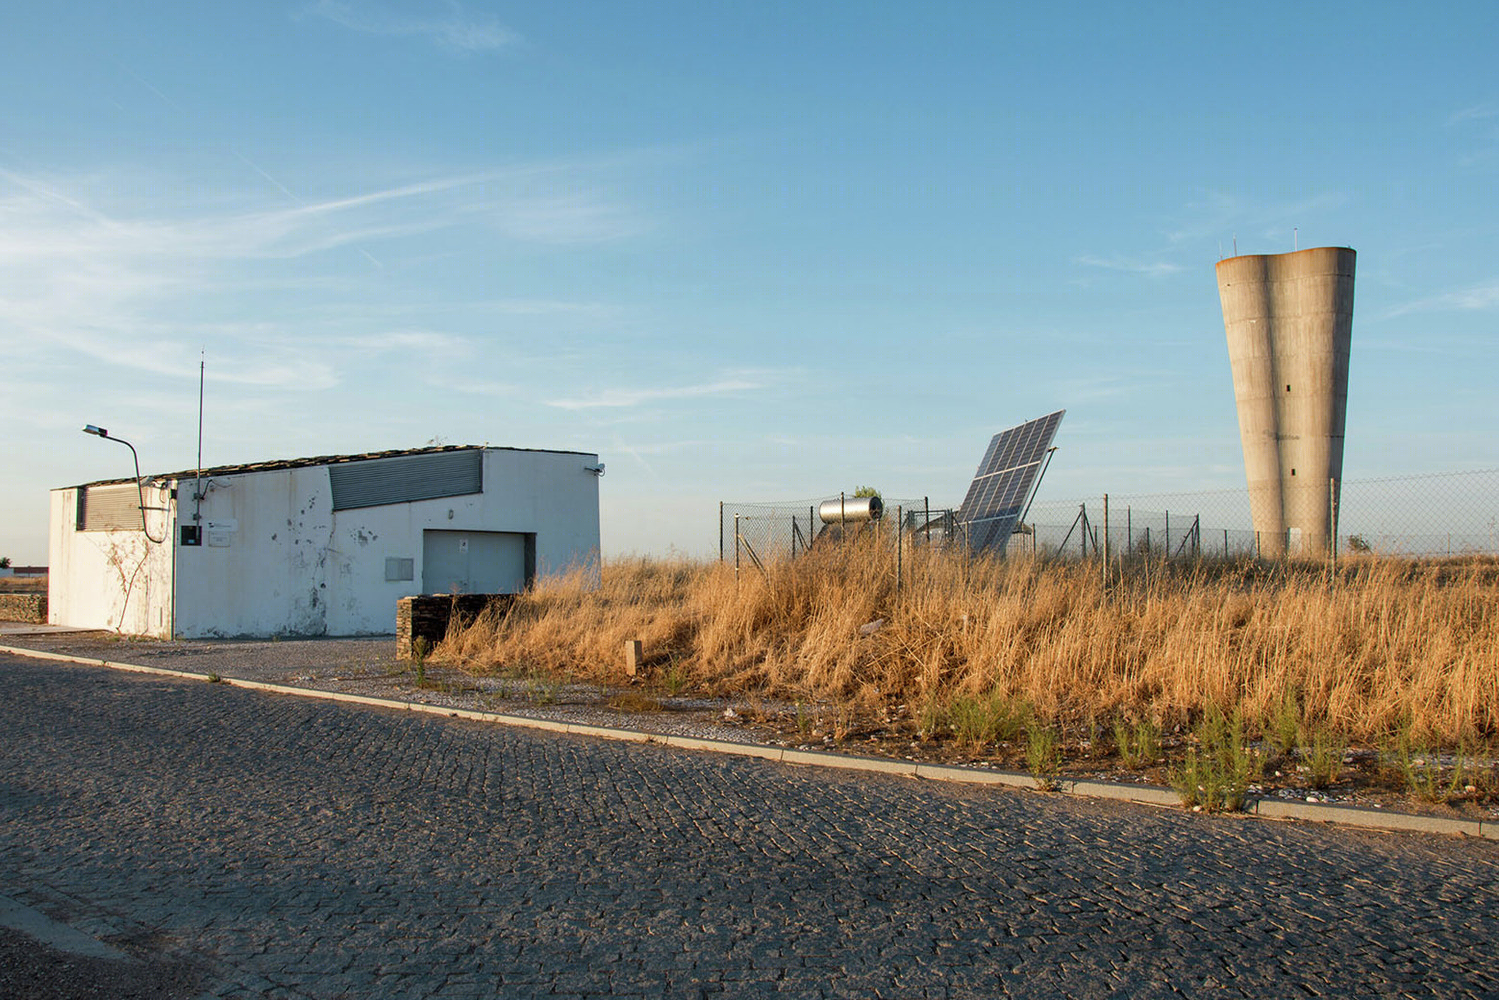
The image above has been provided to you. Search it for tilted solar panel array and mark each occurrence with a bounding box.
[958,409,1064,553]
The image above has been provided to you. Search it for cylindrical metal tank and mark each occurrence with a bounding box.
[1217,246,1355,556]
[819,496,884,524]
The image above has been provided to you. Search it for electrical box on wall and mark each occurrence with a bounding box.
[180,525,202,546]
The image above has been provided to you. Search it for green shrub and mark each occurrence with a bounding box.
[1305,724,1346,789]
[1115,719,1161,768]
[1173,706,1260,812]
[948,689,1029,747]
[1026,723,1063,790]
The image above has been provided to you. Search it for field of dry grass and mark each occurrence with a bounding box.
[435,540,1498,748]
[0,575,47,593]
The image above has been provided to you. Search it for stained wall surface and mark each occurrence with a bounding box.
[1217,246,1355,555]
[49,447,601,637]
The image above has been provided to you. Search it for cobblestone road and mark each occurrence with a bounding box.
[2,655,1496,999]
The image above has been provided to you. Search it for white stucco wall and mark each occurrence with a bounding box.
[48,485,176,637]
[170,447,600,638]
[49,447,601,639]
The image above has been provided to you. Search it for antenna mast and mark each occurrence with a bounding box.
[195,350,204,527]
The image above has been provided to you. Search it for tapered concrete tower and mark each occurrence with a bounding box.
[1216,246,1355,556]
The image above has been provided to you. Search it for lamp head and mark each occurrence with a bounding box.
[82,425,108,438]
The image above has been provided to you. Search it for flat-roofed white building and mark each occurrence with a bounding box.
[48,445,602,638]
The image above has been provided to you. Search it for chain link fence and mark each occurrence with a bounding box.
[720,496,961,569]
[721,469,1499,564]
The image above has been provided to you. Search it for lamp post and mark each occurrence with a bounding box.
[82,425,167,544]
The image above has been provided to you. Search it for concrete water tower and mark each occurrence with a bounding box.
[1216,246,1355,556]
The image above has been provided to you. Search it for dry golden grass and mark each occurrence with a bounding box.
[0,575,47,593]
[435,538,1499,744]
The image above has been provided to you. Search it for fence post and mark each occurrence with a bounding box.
[734,514,741,584]
[1329,477,1339,566]
[1127,506,1133,555]
[924,496,930,545]
[719,501,724,563]
[1102,494,1110,587]
[1165,510,1170,559]
[896,505,903,598]
[1079,503,1088,558]
[1224,528,1229,558]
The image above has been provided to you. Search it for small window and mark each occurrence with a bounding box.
[385,557,415,582]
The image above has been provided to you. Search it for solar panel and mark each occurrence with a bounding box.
[958,409,1064,553]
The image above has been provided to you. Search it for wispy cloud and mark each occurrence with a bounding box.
[303,0,520,53]
[1446,103,1498,127]
[1383,280,1499,318]
[545,377,763,411]
[0,160,639,398]
[1165,190,1349,249]
[1074,255,1181,277]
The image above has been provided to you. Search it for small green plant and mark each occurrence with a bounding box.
[1448,742,1474,800]
[606,691,663,713]
[524,673,561,705]
[948,689,1029,747]
[205,672,222,683]
[1403,745,1446,803]
[1305,724,1346,789]
[1114,719,1161,768]
[660,655,689,697]
[1378,718,1417,782]
[1172,706,1260,812]
[915,694,945,740]
[794,700,814,736]
[1266,690,1302,759]
[1026,722,1063,790]
[832,704,855,742]
[410,637,431,685]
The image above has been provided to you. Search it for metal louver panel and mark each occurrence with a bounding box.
[79,483,145,531]
[328,449,483,511]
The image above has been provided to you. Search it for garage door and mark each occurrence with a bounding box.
[422,530,530,594]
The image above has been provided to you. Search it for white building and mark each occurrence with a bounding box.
[49,445,602,638]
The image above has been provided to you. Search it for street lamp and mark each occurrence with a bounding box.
[81,425,168,544]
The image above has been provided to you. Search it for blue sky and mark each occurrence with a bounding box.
[3,2,1496,563]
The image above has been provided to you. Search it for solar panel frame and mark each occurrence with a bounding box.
[958,409,1064,553]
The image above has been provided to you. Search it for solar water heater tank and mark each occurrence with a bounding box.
[819,496,883,524]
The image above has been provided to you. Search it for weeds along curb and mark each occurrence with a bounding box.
[4,644,1496,842]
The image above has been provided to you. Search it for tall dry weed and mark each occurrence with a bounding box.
[435,537,1498,743]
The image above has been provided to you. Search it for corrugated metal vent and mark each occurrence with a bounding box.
[328,449,483,511]
[78,483,145,531]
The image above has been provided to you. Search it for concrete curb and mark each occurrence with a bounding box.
[4,644,1495,842]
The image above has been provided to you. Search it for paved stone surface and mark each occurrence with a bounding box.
[2,654,1497,999]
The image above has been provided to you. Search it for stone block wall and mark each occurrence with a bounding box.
[396,594,513,660]
[0,594,47,623]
